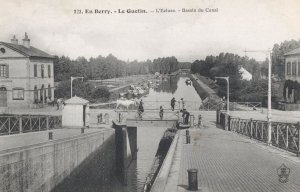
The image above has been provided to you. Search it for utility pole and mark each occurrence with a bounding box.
[71,76,84,98]
[215,76,229,114]
[244,49,272,145]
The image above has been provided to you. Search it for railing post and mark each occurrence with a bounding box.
[261,122,264,141]
[276,123,279,146]
[238,118,241,133]
[255,121,258,139]
[286,123,289,149]
[8,117,11,135]
[46,116,49,130]
[250,118,253,138]
[228,115,231,131]
[19,116,22,133]
[297,122,300,156]
[29,115,32,132]
[39,116,41,131]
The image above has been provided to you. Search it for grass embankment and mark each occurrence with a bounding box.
[189,74,221,104]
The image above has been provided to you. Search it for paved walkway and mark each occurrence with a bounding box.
[162,113,300,192]
[0,128,112,154]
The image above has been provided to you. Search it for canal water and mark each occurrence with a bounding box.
[114,76,202,192]
[54,76,202,192]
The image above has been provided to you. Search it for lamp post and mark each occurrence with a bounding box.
[215,76,229,114]
[71,76,84,98]
[244,49,272,145]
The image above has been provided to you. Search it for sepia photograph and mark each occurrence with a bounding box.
[0,0,300,191]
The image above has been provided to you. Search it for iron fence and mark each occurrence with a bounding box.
[217,110,300,155]
[0,115,62,135]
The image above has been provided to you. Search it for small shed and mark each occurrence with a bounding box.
[62,96,89,128]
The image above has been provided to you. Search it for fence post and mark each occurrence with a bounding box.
[29,115,32,131]
[286,123,289,149]
[46,116,49,130]
[276,123,279,146]
[19,116,22,133]
[297,122,300,157]
[261,122,264,141]
[228,115,231,131]
[238,118,241,133]
[39,116,41,131]
[255,121,258,139]
[8,117,11,135]
[250,118,253,138]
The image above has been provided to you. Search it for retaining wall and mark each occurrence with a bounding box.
[0,129,115,192]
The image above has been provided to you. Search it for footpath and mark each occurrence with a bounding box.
[152,112,300,192]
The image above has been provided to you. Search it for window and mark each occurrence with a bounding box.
[34,64,37,77]
[0,64,8,78]
[48,84,51,100]
[48,65,51,77]
[41,64,44,78]
[292,62,297,76]
[34,86,38,102]
[40,85,44,102]
[12,88,24,100]
[287,62,291,75]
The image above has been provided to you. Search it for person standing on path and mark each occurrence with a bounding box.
[171,97,176,111]
[159,106,164,120]
[182,109,190,124]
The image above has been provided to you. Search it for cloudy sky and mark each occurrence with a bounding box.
[0,0,299,62]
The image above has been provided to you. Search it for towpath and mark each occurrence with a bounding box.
[154,112,300,192]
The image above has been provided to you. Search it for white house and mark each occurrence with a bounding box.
[240,67,252,81]
[0,33,55,108]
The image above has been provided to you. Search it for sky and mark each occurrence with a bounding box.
[0,0,299,62]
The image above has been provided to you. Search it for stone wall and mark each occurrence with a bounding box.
[0,129,115,192]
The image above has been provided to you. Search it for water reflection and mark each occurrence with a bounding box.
[154,75,179,94]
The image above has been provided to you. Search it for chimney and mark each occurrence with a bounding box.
[10,35,18,45]
[22,32,30,48]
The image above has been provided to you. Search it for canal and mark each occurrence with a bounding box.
[53,76,202,192]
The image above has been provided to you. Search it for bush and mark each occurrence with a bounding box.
[91,87,110,102]
[55,81,110,102]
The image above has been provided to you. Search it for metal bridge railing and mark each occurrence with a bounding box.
[0,115,62,135]
[217,111,300,155]
[115,109,180,123]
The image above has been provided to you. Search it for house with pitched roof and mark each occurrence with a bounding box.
[0,33,54,109]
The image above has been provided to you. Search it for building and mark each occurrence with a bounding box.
[240,67,252,81]
[278,47,300,110]
[285,47,300,82]
[0,33,55,109]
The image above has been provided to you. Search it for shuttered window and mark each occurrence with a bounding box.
[48,84,51,99]
[292,62,297,76]
[12,88,24,100]
[34,64,37,77]
[287,62,291,75]
[48,65,51,77]
[0,64,8,78]
[41,64,44,78]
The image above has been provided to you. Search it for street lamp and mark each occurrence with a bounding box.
[244,49,272,145]
[215,76,229,114]
[71,76,84,97]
